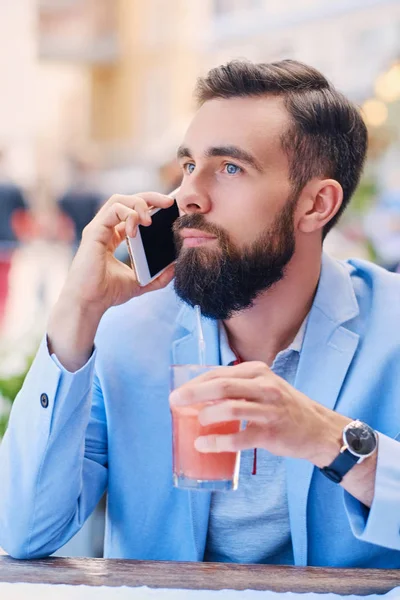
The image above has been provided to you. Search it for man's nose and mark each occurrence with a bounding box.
[176,184,211,215]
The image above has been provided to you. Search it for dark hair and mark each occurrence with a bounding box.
[195,60,368,237]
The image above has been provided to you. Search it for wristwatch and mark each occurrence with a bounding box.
[320,420,377,483]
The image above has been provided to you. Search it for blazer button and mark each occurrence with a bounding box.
[40,393,49,408]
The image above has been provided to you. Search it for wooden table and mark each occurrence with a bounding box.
[1,556,400,595]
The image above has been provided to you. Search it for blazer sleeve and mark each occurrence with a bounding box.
[344,432,400,550]
[0,335,108,559]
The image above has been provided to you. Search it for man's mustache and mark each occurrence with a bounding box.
[172,213,227,241]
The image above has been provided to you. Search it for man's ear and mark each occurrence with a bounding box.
[297,179,343,234]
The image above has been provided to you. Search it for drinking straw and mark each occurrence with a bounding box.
[195,305,206,366]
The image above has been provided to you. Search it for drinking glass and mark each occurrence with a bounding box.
[170,364,241,491]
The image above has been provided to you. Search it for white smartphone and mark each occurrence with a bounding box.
[126,190,180,286]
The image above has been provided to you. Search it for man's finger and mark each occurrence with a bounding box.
[194,427,259,453]
[198,399,274,426]
[139,263,175,295]
[100,192,174,214]
[83,203,140,243]
[169,376,280,406]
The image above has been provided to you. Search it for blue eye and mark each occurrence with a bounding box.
[225,163,241,175]
[184,163,195,174]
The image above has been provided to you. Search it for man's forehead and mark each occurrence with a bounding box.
[182,95,289,156]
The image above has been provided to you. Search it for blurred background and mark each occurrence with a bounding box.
[0,0,400,557]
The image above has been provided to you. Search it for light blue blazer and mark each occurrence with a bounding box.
[1,253,400,566]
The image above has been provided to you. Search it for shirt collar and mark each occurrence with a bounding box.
[288,315,308,353]
[219,315,308,367]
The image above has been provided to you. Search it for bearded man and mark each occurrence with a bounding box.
[1,60,400,567]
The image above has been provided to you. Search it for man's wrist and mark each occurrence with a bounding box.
[47,297,103,372]
[306,413,352,469]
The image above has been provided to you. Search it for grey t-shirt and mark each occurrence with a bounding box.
[204,322,306,564]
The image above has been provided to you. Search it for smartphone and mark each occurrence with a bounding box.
[126,190,180,286]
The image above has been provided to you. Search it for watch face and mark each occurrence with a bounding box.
[344,421,377,457]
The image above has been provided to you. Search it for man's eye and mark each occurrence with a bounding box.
[184,163,195,174]
[224,163,241,175]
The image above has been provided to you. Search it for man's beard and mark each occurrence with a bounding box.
[173,194,297,320]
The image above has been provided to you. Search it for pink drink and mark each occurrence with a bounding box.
[170,365,241,491]
[171,365,241,491]
[171,403,241,482]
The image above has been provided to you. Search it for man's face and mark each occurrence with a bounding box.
[173,95,298,320]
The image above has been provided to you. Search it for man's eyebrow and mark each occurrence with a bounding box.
[206,145,263,172]
[177,146,192,160]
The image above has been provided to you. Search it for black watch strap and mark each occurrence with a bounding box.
[320,448,360,483]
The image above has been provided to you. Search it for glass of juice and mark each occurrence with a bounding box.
[170,364,241,492]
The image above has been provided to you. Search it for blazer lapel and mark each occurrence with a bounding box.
[171,303,220,367]
[287,254,360,566]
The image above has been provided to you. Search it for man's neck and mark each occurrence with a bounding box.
[223,251,322,366]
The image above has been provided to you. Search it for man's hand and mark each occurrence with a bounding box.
[63,192,176,311]
[170,361,378,507]
[171,362,351,466]
[169,361,349,464]
[48,192,175,371]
